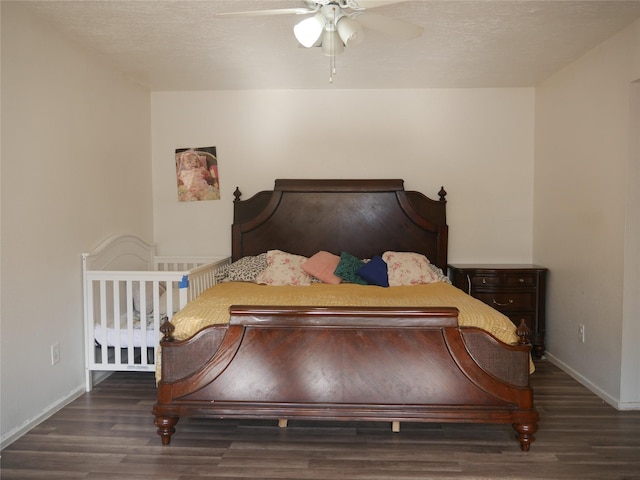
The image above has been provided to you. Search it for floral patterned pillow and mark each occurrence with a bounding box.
[255,250,313,286]
[382,251,439,286]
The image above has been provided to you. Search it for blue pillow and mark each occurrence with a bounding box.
[356,255,389,287]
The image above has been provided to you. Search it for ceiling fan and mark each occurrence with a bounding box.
[215,1,424,82]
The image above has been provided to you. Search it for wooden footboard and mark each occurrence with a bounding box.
[153,306,538,451]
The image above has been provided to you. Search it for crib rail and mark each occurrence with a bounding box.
[183,258,230,301]
[86,274,181,370]
[83,254,230,391]
[154,256,224,272]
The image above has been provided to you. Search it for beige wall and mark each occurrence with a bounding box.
[151,88,535,262]
[534,18,640,407]
[0,3,153,445]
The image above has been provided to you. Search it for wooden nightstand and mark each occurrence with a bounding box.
[448,264,547,358]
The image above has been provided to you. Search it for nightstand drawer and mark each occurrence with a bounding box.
[503,273,536,287]
[469,275,500,287]
[473,291,536,311]
[469,273,536,288]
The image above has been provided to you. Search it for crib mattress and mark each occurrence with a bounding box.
[94,313,158,348]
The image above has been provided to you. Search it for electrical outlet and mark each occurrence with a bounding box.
[51,342,60,365]
[578,324,585,343]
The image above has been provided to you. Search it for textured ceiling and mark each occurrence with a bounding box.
[17,0,640,90]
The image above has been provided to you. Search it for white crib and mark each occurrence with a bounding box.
[82,234,229,391]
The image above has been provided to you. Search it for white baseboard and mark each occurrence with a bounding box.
[544,352,640,410]
[617,400,640,410]
[0,384,85,450]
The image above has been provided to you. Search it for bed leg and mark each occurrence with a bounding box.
[154,415,179,445]
[391,421,400,433]
[278,419,288,428]
[513,422,537,451]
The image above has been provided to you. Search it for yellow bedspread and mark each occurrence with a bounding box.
[170,281,520,345]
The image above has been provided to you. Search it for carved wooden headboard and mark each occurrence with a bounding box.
[231,179,448,271]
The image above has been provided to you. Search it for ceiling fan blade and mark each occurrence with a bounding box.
[354,1,408,9]
[355,11,423,40]
[215,7,316,17]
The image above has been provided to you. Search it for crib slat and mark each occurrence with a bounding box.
[99,280,109,366]
[84,276,95,391]
[112,280,121,364]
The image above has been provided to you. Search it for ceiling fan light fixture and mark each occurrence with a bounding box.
[218,0,425,84]
[293,14,326,48]
[336,16,363,47]
[321,29,344,56]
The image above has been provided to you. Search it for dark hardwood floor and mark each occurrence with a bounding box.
[2,360,640,479]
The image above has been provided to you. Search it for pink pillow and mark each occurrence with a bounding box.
[255,250,312,286]
[302,251,342,284]
[382,251,439,286]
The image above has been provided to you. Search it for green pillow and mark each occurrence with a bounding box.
[334,252,369,285]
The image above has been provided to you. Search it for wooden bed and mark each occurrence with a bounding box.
[153,179,538,451]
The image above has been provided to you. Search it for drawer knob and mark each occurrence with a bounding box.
[492,299,514,307]
[482,278,486,284]
[518,278,525,283]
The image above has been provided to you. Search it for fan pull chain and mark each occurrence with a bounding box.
[329,56,336,83]
[329,5,338,83]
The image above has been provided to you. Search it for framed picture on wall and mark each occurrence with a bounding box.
[175,146,220,202]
